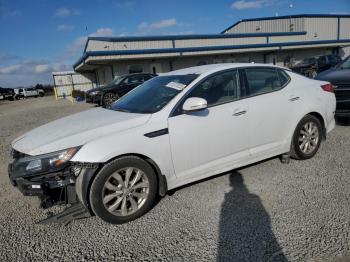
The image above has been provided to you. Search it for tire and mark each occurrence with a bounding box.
[290,115,322,160]
[39,92,44,97]
[102,92,119,109]
[89,156,158,224]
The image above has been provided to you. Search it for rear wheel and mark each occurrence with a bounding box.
[103,92,119,109]
[89,156,157,224]
[290,115,322,160]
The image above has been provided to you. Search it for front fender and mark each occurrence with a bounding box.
[71,126,176,186]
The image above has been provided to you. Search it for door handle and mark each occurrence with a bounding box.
[233,110,247,116]
[289,96,300,102]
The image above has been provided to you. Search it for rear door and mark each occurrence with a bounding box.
[242,67,298,157]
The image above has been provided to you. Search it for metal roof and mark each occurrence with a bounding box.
[73,14,350,71]
[221,13,350,34]
[73,38,350,70]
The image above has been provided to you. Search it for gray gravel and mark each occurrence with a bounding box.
[1,97,350,261]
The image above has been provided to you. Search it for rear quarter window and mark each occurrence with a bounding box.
[277,69,291,87]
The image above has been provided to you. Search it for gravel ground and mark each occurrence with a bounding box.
[0,96,350,261]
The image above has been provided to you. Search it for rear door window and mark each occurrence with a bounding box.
[244,67,284,96]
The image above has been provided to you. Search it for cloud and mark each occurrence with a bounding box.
[115,1,135,8]
[57,24,75,32]
[138,18,177,33]
[54,7,80,17]
[0,64,21,74]
[0,60,70,87]
[89,27,114,37]
[0,6,21,19]
[0,60,69,75]
[231,0,270,10]
[63,28,114,61]
[0,54,19,66]
[35,64,50,73]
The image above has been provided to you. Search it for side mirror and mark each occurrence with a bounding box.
[182,97,207,112]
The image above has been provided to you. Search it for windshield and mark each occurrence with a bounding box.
[108,76,125,86]
[111,74,198,114]
[297,57,317,65]
[338,56,350,69]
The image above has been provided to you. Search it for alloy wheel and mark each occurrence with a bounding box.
[298,121,319,154]
[102,167,149,216]
[104,93,117,109]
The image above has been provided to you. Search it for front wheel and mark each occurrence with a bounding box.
[89,156,157,224]
[102,92,119,109]
[290,115,322,160]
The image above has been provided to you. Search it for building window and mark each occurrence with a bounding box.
[256,25,261,31]
[128,64,143,74]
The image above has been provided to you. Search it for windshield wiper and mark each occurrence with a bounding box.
[114,108,130,113]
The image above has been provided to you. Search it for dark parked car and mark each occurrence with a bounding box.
[290,54,341,78]
[0,87,14,101]
[86,73,156,108]
[316,56,350,117]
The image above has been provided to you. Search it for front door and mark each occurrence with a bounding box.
[168,69,250,181]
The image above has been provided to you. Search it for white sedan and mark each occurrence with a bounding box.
[9,63,336,224]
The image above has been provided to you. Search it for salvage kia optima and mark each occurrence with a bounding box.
[8,64,336,224]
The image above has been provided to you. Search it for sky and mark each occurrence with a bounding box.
[0,0,349,88]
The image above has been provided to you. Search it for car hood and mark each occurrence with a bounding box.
[87,84,116,93]
[12,108,151,156]
[86,86,106,93]
[315,68,350,83]
[291,62,313,69]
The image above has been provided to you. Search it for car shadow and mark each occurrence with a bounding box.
[217,171,287,262]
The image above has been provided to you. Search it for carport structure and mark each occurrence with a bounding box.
[72,14,350,86]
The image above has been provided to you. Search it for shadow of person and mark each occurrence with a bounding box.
[217,171,287,262]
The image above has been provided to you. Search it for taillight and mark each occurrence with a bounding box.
[321,83,334,93]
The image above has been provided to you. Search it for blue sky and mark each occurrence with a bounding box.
[0,0,349,87]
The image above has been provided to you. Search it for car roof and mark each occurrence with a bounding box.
[162,63,288,76]
[119,72,154,78]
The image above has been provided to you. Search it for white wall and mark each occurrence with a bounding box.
[53,72,96,96]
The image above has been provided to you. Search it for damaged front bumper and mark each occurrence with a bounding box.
[8,149,99,210]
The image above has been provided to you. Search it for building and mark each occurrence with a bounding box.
[55,14,350,89]
[52,71,97,97]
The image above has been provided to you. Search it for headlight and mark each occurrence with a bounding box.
[89,91,101,96]
[13,147,80,176]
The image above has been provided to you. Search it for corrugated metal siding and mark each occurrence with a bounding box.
[340,18,350,39]
[225,18,305,33]
[304,17,337,41]
[175,37,266,48]
[87,40,173,51]
[268,35,308,43]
